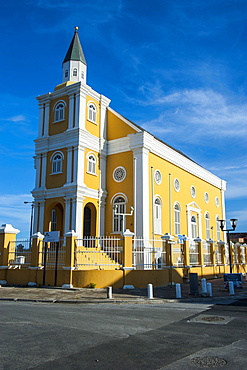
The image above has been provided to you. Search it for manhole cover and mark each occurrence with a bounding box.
[201,316,225,322]
[190,356,227,368]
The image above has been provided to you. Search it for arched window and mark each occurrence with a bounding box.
[154,197,162,234]
[216,216,221,241]
[88,103,96,123]
[65,70,68,78]
[54,102,65,122]
[205,213,210,239]
[191,215,197,239]
[174,203,181,235]
[87,154,96,174]
[51,152,63,174]
[113,196,126,232]
[73,68,77,76]
[51,209,57,231]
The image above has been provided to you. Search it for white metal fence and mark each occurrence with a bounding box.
[132,238,166,269]
[40,239,66,269]
[8,240,32,268]
[172,239,184,267]
[75,236,122,269]
[189,240,199,266]
[203,241,212,265]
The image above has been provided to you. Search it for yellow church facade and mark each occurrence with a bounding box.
[3,28,246,289]
[32,29,226,247]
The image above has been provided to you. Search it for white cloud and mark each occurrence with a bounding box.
[4,115,28,123]
[134,87,247,144]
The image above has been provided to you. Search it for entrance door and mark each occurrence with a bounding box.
[83,206,91,237]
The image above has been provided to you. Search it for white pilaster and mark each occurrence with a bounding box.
[38,200,45,233]
[35,155,41,189]
[43,103,50,136]
[99,196,106,236]
[74,145,85,185]
[40,153,47,189]
[38,104,45,137]
[68,95,75,129]
[64,198,71,234]
[66,147,73,183]
[132,148,150,239]
[33,202,39,233]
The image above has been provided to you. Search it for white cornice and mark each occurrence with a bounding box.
[35,128,100,153]
[128,131,226,190]
[32,183,99,200]
[107,137,130,155]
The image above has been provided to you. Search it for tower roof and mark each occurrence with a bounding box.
[63,27,87,65]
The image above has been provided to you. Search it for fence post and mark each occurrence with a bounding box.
[161,233,173,286]
[194,238,204,267]
[62,230,77,288]
[28,232,44,286]
[183,236,190,282]
[122,229,134,289]
[229,242,234,273]
[0,224,20,285]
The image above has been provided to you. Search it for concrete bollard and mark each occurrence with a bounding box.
[107,286,113,299]
[147,284,153,299]
[201,278,207,293]
[176,283,182,299]
[229,281,235,295]
[207,282,212,297]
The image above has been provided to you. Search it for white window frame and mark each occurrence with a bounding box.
[216,216,221,241]
[205,212,210,240]
[174,203,181,235]
[154,197,162,234]
[88,102,97,123]
[87,153,96,175]
[51,209,57,231]
[54,101,65,122]
[191,215,197,239]
[51,151,64,174]
[112,195,126,233]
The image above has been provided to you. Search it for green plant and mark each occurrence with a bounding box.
[87,282,96,289]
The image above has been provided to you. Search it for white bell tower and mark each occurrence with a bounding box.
[62,27,87,84]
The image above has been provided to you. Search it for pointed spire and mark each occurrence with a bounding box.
[63,27,87,65]
[62,27,87,84]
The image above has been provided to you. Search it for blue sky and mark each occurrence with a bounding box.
[0,0,246,238]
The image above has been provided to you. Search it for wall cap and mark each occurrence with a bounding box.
[0,224,20,235]
[65,230,78,237]
[122,229,134,237]
[32,232,44,239]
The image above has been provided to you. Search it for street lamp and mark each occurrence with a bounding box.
[24,201,34,248]
[113,205,134,232]
[219,218,238,273]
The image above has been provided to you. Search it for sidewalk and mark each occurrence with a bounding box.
[0,278,247,304]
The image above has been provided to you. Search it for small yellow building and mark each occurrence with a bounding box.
[32,28,226,246]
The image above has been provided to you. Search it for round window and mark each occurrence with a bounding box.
[215,196,219,207]
[154,170,162,185]
[113,166,126,182]
[191,186,196,198]
[174,178,180,192]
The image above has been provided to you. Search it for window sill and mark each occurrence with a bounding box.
[50,172,63,175]
[52,119,65,124]
[87,119,98,125]
[86,171,97,176]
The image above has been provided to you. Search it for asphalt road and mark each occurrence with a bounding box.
[0,299,246,369]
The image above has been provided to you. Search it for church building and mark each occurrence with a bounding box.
[32,27,226,244]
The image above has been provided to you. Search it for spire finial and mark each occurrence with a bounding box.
[74,26,79,33]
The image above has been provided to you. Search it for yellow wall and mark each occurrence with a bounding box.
[105,151,134,234]
[49,96,69,136]
[149,152,224,240]
[46,149,67,189]
[85,96,100,137]
[84,148,100,190]
[107,110,138,140]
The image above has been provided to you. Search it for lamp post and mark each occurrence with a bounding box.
[24,201,34,249]
[219,218,238,274]
[113,205,134,232]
